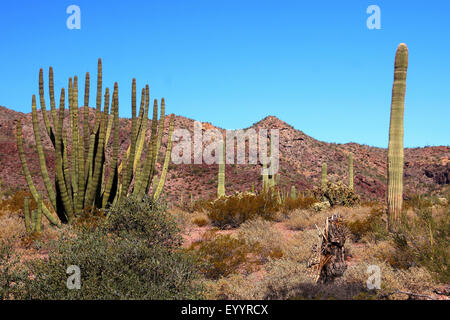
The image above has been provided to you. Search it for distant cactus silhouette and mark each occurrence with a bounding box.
[387,43,408,224]
[290,185,297,199]
[349,153,354,191]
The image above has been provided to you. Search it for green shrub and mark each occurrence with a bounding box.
[1,190,37,213]
[207,192,280,228]
[403,194,433,211]
[104,195,181,248]
[388,206,449,283]
[282,196,317,213]
[345,205,388,242]
[22,231,202,299]
[238,219,285,262]
[0,238,29,300]
[313,181,360,207]
[15,196,203,299]
[189,231,260,280]
[192,217,209,227]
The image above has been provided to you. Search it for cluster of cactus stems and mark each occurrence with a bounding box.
[349,153,354,191]
[217,138,225,198]
[24,196,42,233]
[387,44,408,224]
[16,59,175,225]
[321,163,327,190]
[275,186,294,204]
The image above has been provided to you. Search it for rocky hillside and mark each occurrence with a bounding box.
[0,105,448,204]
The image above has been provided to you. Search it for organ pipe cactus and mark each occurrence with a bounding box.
[153,114,176,200]
[387,44,408,224]
[24,196,42,233]
[24,197,31,232]
[16,59,175,225]
[349,153,354,191]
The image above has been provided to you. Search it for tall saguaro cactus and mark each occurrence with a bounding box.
[349,153,354,191]
[387,43,408,224]
[217,137,225,198]
[16,59,175,225]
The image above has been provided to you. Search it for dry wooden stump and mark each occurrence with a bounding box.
[308,214,347,284]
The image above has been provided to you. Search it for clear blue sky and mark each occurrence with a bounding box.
[0,0,449,148]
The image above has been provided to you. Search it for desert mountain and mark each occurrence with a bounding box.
[0,105,448,204]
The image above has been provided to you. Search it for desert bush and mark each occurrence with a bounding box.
[207,192,280,228]
[170,208,194,233]
[345,205,388,242]
[282,196,317,213]
[283,229,319,263]
[189,230,262,280]
[22,231,202,299]
[238,219,284,262]
[0,239,29,300]
[313,181,360,207]
[13,195,203,299]
[71,206,106,232]
[0,190,37,214]
[311,201,331,212]
[0,213,26,241]
[205,273,265,300]
[180,197,211,213]
[104,195,181,248]
[343,261,436,299]
[262,259,316,299]
[192,216,209,227]
[387,206,449,283]
[284,209,332,231]
[403,194,433,211]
